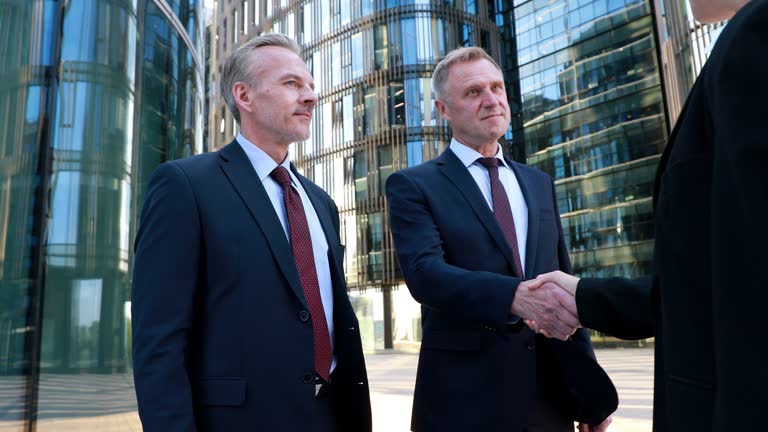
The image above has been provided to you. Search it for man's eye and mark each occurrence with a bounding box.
[467,89,478,95]
[286,81,298,87]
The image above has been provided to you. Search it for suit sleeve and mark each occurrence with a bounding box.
[575,276,655,340]
[132,161,200,432]
[385,171,518,328]
[550,178,595,357]
[707,8,768,427]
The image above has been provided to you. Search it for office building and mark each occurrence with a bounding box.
[212,0,502,350]
[0,0,204,429]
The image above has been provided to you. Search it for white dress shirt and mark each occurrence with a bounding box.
[449,139,528,270]
[237,134,336,371]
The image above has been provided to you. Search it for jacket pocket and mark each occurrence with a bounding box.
[194,377,247,406]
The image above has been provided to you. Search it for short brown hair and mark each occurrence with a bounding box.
[220,33,301,123]
[432,47,502,101]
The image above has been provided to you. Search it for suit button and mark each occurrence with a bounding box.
[299,310,310,322]
[302,372,314,384]
[527,344,535,351]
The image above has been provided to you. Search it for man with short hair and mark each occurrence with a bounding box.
[132,33,371,432]
[386,46,616,432]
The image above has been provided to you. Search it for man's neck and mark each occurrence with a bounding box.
[453,136,499,158]
[238,129,289,164]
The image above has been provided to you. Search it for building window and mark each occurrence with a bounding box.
[303,1,313,44]
[354,150,367,202]
[389,81,405,126]
[234,10,239,44]
[374,24,389,70]
[244,1,249,34]
[222,18,227,51]
[351,32,364,78]
[363,86,380,135]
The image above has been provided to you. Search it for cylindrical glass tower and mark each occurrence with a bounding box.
[0,0,203,430]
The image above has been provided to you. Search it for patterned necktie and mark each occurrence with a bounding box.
[270,166,332,381]
[476,157,525,278]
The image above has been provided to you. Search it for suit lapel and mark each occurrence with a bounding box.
[508,159,538,278]
[217,141,307,308]
[653,66,706,209]
[437,149,520,275]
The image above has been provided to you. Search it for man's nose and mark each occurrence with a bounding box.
[480,91,498,108]
[301,87,318,107]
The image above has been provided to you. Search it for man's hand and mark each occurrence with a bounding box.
[535,270,580,296]
[511,279,579,340]
[522,271,582,338]
[578,415,612,432]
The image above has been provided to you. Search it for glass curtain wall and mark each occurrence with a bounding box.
[510,0,669,278]
[299,2,499,350]
[214,0,501,349]
[0,0,203,430]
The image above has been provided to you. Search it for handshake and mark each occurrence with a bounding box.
[511,271,582,340]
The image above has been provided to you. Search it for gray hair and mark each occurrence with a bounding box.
[432,47,502,101]
[220,33,302,123]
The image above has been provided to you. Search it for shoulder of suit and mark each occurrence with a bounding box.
[705,0,768,70]
[174,150,219,166]
[156,151,219,177]
[394,157,443,177]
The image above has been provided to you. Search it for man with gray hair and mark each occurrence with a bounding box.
[132,33,371,432]
[386,47,616,431]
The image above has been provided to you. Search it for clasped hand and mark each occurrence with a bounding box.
[510,271,581,340]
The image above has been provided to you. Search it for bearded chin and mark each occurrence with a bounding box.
[279,128,310,146]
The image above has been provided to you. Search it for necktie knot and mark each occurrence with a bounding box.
[270,166,292,189]
[477,157,501,169]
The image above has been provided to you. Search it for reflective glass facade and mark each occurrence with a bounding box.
[212,0,501,349]
[0,0,203,429]
[507,0,669,278]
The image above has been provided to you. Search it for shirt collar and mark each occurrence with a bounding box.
[237,133,293,182]
[449,138,510,170]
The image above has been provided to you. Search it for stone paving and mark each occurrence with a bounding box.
[0,348,653,431]
[366,348,654,432]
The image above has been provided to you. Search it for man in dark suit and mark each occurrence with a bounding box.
[531,0,768,430]
[131,34,371,432]
[386,47,615,432]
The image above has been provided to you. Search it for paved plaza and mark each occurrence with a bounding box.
[0,348,653,431]
[367,347,654,432]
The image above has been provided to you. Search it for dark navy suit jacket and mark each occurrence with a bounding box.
[386,148,615,432]
[132,140,371,432]
[576,0,768,430]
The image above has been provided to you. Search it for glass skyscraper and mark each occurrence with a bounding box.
[212,0,502,350]
[505,0,669,278]
[0,0,203,430]
[208,0,717,348]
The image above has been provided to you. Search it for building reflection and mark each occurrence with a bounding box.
[509,0,668,278]
[0,0,203,430]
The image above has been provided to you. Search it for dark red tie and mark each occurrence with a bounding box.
[476,158,525,278]
[271,166,332,381]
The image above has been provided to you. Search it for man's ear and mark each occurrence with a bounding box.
[232,82,254,115]
[435,99,450,121]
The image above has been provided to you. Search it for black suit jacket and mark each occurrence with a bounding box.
[575,1,768,430]
[132,140,371,432]
[386,148,615,432]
